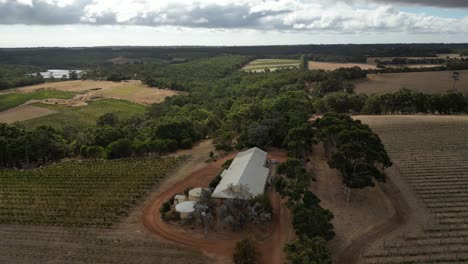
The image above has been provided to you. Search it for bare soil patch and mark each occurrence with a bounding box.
[355,70,468,95]
[308,144,396,263]
[0,104,57,123]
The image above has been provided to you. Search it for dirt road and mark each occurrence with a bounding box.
[142,145,291,264]
[309,144,410,264]
[335,176,411,264]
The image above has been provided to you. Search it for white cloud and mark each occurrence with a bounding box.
[0,0,467,35]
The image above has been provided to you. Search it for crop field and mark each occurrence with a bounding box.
[355,70,468,95]
[17,99,146,130]
[0,225,209,264]
[242,59,299,72]
[308,61,378,71]
[0,156,186,227]
[356,115,468,264]
[0,90,76,112]
[0,104,58,124]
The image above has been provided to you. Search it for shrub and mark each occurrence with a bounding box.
[106,138,133,159]
[180,138,193,149]
[160,201,171,214]
[284,236,331,264]
[233,239,257,264]
[209,175,222,190]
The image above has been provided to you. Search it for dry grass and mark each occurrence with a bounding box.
[92,83,179,105]
[7,80,127,93]
[308,61,377,71]
[2,80,180,105]
[0,104,57,123]
[354,70,468,95]
[243,59,299,72]
[310,61,443,71]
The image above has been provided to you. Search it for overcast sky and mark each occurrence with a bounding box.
[1,0,467,47]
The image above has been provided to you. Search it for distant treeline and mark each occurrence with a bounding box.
[2,43,468,67]
[314,88,468,115]
[0,64,45,90]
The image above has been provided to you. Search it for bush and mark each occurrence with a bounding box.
[209,175,222,190]
[222,158,234,169]
[180,138,193,149]
[160,201,171,214]
[284,236,331,264]
[106,138,133,159]
[162,210,180,222]
[233,239,257,264]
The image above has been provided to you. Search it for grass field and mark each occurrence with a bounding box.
[0,90,76,112]
[355,70,468,95]
[242,59,299,72]
[356,115,468,264]
[18,99,146,130]
[0,156,186,227]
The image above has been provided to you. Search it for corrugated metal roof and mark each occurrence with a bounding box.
[212,147,269,199]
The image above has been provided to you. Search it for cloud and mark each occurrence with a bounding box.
[370,0,468,8]
[0,0,467,35]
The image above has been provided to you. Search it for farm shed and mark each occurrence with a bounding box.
[175,201,196,219]
[212,147,270,199]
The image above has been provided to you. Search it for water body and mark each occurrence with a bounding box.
[39,69,84,79]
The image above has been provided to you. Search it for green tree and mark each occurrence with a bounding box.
[284,236,331,264]
[233,239,257,264]
[106,138,133,159]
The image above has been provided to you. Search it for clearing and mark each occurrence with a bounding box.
[355,70,468,95]
[0,104,58,124]
[308,144,397,264]
[242,59,299,72]
[309,61,444,71]
[355,115,468,264]
[17,99,146,130]
[1,80,179,106]
[0,89,76,112]
[142,142,291,264]
[309,61,378,71]
[0,80,179,124]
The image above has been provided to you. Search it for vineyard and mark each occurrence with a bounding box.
[357,115,468,264]
[0,225,209,264]
[0,156,186,227]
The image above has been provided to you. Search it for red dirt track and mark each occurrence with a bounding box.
[143,149,291,264]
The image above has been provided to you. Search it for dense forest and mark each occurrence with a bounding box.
[1,54,467,168]
[1,43,468,68]
[0,64,44,90]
